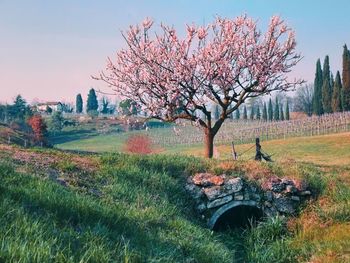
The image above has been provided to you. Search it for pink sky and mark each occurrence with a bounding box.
[1,0,349,104]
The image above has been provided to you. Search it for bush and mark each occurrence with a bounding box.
[124,134,152,154]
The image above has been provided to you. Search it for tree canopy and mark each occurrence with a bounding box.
[96,15,302,157]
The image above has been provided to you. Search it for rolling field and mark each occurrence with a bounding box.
[1,130,349,262]
[54,126,350,167]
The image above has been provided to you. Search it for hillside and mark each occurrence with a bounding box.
[0,134,349,262]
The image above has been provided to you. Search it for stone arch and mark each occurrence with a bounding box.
[208,200,263,230]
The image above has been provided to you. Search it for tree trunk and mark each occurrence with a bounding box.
[204,129,214,158]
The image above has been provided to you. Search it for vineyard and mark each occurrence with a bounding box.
[144,112,350,147]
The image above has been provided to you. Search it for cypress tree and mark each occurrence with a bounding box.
[322,56,333,113]
[268,98,273,121]
[76,93,83,113]
[262,102,268,121]
[313,59,324,115]
[256,106,261,120]
[274,97,279,120]
[229,105,234,120]
[214,105,220,120]
[235,108,240,120]
[280,104,284,121]
[87,88,98,112]
[342,45,350,111]
[250,105,255,120]
[285,101,290,120]
[243,106,248,120]
[332,71,342,112]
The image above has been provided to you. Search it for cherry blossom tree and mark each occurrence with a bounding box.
[95,15,303,158]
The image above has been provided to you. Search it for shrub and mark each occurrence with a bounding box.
[27,115,48,146]
[124,134,153,155]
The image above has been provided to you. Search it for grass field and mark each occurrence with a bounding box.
[1,132,349,262]
[54,127,350,166]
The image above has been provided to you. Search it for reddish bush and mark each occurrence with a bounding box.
[27,115,48,145]
[124,134,152,154]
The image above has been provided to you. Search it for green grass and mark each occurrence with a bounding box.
[1,136,349,262]
[0,154,241,262]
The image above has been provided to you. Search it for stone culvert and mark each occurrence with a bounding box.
[185,173,311,230]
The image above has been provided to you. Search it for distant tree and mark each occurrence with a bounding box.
[285,101,290,120]
[274,97,280,120]
[76,94,83,113]
[61,103,74,113]
[235,108,240,120]
[280,104,285,121]
[119,99,138,116]
[87,88,98,113]
[7,95,31,122]
[262,102,268,121]
[228,105,234,120]
[101,97,109,114]
[51,111,64,131]
[250,105,255,120]
[46,106,53,114]
[313,59,324,115]
[322,55,332,113]
[332,71,342,112]
[213,104,220,120]
[268,98,273,121]
[27,115,48,146]
[243,106,248,120]
[256,106,261,120]
[342,45,350,111]
[293,84,313,116]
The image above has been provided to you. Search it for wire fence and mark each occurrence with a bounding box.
[145,112,350,147]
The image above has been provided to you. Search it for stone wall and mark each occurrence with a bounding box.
[185,173,311,229]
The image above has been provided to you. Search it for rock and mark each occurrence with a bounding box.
[264,201,272,207]
[281,178,294,185]
[192,173,225,186]
[291,196,300,202]
[234,193,244,200]
[185,184,203,199]
[203,186,223,200]
[274,197,295,214]
[252,193,261,201]
[207,195,233,209]
[293,179,308,191]
[299,190,311,196]
[264,191,273,201]
[285,185,297,194]
[225,177,243,192]
[196,203,207,213]
[264,206,278,217]
[271,181,285,192]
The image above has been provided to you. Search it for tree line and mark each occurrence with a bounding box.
[75,88,139,116]
[312,45,350,115]
[213,97,290,122]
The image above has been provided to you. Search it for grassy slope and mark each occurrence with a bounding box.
[0,132,349,262]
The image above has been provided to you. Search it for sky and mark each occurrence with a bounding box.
[1,0,350,104]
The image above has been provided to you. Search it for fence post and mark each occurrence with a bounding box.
[231,142,237,160]
[255,137,262,161]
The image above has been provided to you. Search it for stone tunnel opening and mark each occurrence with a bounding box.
[212,205,264,231]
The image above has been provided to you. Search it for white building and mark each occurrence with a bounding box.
[36,102,62,112]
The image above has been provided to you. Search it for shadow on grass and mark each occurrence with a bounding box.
[49,129,98,145]
[0,161,235,262]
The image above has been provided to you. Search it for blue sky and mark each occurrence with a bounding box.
[1,0,350,103]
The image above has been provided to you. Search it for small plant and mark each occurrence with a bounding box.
[124,134,153,155]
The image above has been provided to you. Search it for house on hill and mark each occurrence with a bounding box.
[35,102,62,112]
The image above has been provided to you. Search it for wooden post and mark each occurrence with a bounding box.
[255,137,262,161]
[231,142,238,160]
